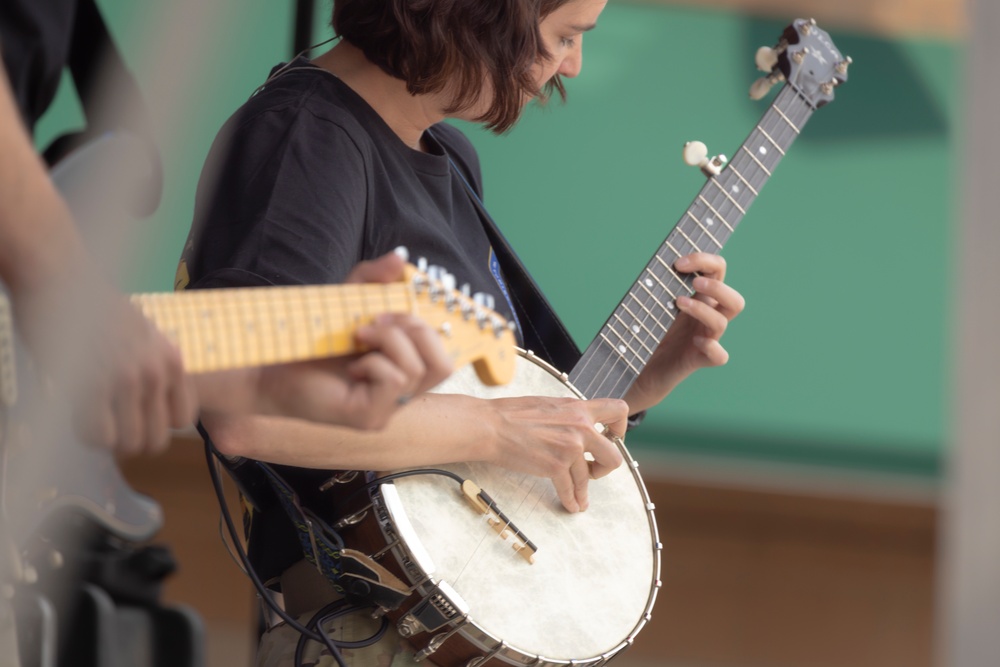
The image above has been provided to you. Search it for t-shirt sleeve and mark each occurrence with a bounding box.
[183,101,369,290]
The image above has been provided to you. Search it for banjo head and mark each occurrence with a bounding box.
[379,350,661,663]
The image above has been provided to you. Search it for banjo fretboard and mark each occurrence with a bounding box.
[569,84,817,401]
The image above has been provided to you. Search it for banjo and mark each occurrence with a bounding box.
[341,19,850,667]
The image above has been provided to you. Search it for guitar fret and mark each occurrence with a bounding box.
[708,178,747,216]
[634,279,674,319]
[730,151,769,195]
[772,103,801,134]
[674,224,705,255]
[571,72,825,401]
[622,292,672,336]
[653,252,683,284]
[740,145,773,176]
[756,125,786,155]
[598,332,643,376]
[684,211,723,248]
[611,314,655,356]
[696,195,734,233]
[728,164,759,197]
[234,288,259,367]
[204,292,225,368]
[619,300,667,339]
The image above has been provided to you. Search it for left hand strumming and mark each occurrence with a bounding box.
[623,252,745,414]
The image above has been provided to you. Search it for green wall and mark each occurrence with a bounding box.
[36,2,956,478]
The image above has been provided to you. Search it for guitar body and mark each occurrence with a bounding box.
[355,350,661,666]
[2,324,164,549]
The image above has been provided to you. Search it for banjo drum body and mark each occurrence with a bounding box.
[354,349,662,667]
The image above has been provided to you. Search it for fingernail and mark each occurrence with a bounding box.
[675,257,691,270]
[692,276,708,290]
[676,295,691,308]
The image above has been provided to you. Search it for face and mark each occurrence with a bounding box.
[446,0,608,125]
[532,0,609,91]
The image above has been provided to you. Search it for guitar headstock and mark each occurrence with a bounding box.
[750,18,850,106]
[404,264,518,387]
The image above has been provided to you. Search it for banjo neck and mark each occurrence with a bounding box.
[568,25,848,401]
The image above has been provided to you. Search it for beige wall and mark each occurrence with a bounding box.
[631,0,965,38]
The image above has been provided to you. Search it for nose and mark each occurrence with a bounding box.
[558,39,583,78]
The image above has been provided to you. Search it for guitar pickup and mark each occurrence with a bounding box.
[460,480,537,564]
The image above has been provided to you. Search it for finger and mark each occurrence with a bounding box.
[391,315,453,393]
[343,351,410,429]
[691,276,745,319]
[676,294,729,339]
[344,252,406,284]
[692,335,731,366]
[168,373,199,430]
[111,371,144,456]
[356,319,428,397]
[674,252,727,280]
[140,366,170,456]
[581,399,627,478]
[164,342,198,429]
[550,470,581,514]
[568,455,592,512]
[74,383,117,451]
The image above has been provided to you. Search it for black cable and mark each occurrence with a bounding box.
[202,441,349,667]
[293,599,390,665]
[205,444,464,667]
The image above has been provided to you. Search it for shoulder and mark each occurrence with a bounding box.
[218,63,377,165]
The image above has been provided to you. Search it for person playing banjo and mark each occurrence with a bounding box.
[179,0,746,664]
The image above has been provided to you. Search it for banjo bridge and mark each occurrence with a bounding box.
[460,480,537,564]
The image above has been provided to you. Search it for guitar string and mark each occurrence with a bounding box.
[580,84,808,401]
[573,84,813,402]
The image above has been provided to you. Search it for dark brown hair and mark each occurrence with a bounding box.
[332,0,571,133]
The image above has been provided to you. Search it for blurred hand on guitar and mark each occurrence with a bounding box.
[194,252,454,434]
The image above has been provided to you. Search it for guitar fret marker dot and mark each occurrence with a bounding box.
[706,217,715,227]
[618,344,627,355]
[631,325,641,334]
[644,278,653,288]
[758,146,768,156]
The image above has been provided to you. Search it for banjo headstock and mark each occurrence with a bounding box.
[751,18,851,106]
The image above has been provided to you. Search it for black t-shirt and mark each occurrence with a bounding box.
[0,0,77,131]
[180,59,529,581]
[181,59,513,316]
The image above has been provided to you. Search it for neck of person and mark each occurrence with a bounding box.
[312,41,445,152]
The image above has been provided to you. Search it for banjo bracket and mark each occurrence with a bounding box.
[398,581,469,637]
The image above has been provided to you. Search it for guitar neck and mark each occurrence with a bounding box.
[131,283,415,373]
[569,84,816,400]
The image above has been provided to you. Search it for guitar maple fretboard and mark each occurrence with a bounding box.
[570,84,816,400]
[131,283,414,373]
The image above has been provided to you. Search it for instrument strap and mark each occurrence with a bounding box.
[432,129,583,373]
[440,138,647,428]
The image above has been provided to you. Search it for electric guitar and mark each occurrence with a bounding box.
[0,267,517,561]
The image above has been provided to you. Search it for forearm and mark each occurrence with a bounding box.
[203,392,498,472]
[0,70,91,298]
[622,369,690,415]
